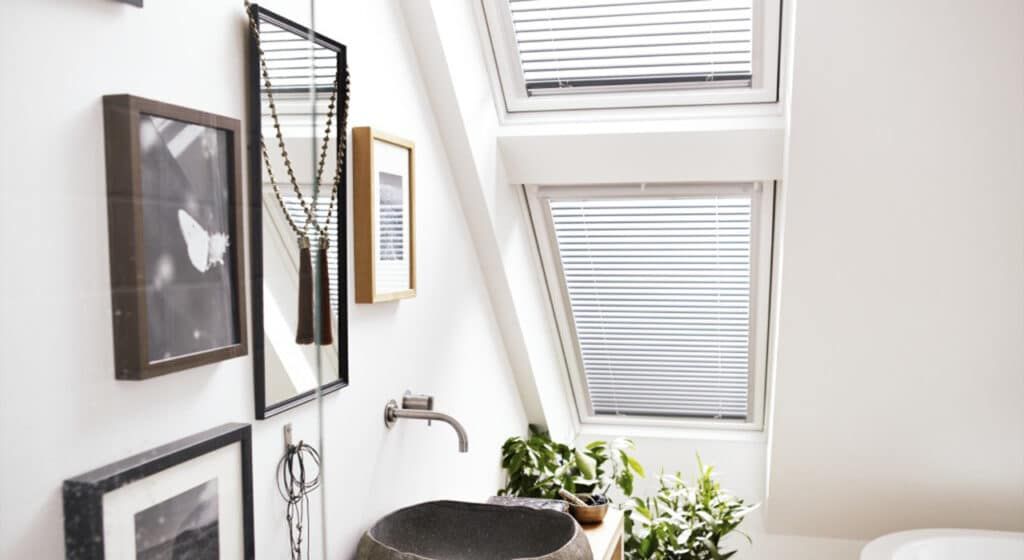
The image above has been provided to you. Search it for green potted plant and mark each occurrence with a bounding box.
[623,456,758,560]
[497,429,757,558]
[497,425,645,500]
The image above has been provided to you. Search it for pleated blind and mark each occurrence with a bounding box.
[549,195,753,419]
[508,0,754,94]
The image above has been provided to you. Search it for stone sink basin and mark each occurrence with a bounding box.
[357,500,592,560]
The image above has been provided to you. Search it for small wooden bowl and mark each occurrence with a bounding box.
[567,493,609,524]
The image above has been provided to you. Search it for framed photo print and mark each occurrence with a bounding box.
[63,423,254,560]
[353,127,416,303]
[103,95,247,380]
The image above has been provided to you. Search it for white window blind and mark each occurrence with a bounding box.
[508,0,754,95]
[548,194,754,419]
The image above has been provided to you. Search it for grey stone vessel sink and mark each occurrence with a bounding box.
[356,500,593,560]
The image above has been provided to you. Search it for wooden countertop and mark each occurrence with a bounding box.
[582,508,624,560]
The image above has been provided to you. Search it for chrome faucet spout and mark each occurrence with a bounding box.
[384,397,469,453]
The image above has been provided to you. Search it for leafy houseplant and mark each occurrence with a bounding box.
[623,457,757,560]
[498,429,757,559]
[498,425,645,500]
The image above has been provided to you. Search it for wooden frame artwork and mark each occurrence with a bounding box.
[103,95,248,380]
[63,423,255,559]
[353,127,416,303]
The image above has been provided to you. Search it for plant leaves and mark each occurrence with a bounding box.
[575,449,597,480]
[500,429,753,560]
[627,454,646,477]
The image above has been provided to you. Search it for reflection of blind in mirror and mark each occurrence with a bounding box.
[258,18,336,93]
[279,192,340,316]
[257,16,341,318]
[259,17,338,131]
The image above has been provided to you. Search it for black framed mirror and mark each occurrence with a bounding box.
[247,4,349,419]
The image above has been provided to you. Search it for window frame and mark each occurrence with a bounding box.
[525,182,774,431]
[480,0,784,113]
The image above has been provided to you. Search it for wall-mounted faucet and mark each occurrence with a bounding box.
[384,392,469,453]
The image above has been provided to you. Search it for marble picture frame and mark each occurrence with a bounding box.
[62,423,254,560]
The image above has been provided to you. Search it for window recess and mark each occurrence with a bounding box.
[481,0,783,112]
[526,183,773,429]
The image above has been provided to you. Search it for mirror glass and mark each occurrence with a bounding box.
[247,4,349,418]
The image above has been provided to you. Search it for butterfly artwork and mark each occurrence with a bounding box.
[102,95,248,379]
[178,209,230,273]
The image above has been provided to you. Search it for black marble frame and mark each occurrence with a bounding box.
[62,423,254,560]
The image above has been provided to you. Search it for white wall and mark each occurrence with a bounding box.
[400,0,581,442]
[498,122,785,186]
[0,1,526,558]
[766,0,1024,540]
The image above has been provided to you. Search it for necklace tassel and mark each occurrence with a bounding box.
[250,7,347,349]
[317,238,333,345]
[295,237,315,345]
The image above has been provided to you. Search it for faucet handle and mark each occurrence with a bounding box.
[402,392,434,411]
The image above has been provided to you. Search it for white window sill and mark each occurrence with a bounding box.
[577,421,768,444]
[497,105,786,133]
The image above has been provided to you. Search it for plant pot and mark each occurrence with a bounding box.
[567,493,609,524]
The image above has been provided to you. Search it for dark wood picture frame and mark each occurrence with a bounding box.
[247,4,350,419]
[63,423,255,560]
[103,95,248,380]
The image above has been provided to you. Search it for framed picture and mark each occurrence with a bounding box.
[353,127,416,303]
[103,95,248,380]
[63,423,254,560]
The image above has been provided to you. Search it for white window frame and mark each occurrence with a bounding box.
[526,182,774,431]
[480,0,783,113]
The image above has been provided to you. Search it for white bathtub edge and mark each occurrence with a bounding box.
[860,529,1024,560]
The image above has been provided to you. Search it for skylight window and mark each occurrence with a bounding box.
[481,0,782,112]
[526,183,774,428]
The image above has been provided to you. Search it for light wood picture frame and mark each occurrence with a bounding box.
[353,127,416,303]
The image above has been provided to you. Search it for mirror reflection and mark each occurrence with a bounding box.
[247,4,349,418]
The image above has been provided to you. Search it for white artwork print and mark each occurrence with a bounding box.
[372,138,411,295]
[178,209,230,273]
